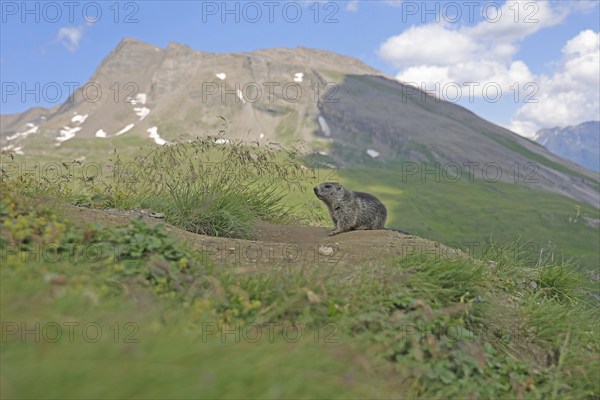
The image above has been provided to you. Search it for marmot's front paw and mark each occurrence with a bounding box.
[328,229,340,236]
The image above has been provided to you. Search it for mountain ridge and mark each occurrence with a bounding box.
[535,121,600,172]
[1,37,598,207]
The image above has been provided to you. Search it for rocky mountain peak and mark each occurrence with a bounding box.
[1,38,598,207]
[535,121,600,172]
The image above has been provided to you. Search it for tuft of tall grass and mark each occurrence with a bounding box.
[94,136,315,238]
[2,134,318,238]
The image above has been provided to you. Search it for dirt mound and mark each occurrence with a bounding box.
[68,205,463,269]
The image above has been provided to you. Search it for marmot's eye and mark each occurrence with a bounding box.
[325,184,331,188]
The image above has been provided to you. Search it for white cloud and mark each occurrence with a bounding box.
[346,0,359,12]
[468,0,567,43]
[379,1,566,67]
[57,25,85,52]
[510,30,600,137]
[564,28,599,56]
[378,1,598,137]
[379,18,537,100]
[379,24,478,67]
[558,0,600,13]
[396,65,450,86]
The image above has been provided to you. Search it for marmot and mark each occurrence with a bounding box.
[313,182,387,236]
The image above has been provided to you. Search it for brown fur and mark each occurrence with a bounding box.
[313,182,387,236]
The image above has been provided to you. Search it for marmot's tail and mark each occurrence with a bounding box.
[386,228,411,235]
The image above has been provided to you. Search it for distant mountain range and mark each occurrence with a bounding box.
[1,37,598,207]
[534,121,600,172]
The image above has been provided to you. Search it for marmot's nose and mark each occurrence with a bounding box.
[313,186,318,194]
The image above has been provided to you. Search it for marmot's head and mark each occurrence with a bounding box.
[313,182,344,203]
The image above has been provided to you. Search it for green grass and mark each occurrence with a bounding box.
[275,110,299,145]
[2,136,315,239]
[1,184,598,399]
[339,166,600,271]
[11,129,150,164]
[4,138,598,271]
[398,140,436,162]
[480,129,594,182]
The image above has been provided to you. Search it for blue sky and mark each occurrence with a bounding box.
[1,0,599,137]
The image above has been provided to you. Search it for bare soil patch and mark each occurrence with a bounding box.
[67,205,463,269]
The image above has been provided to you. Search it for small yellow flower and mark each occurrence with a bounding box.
[178,257,189,270]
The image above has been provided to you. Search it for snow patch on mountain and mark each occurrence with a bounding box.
[134,107,150,120]
[51,113,87,144]
[1,142,24,154]
[129,93,147,105]
[7,123,38,141]
[57,126,81,142]
[116,124,135,136]
[237,89,246,103]
[71,114,88,124]
[147,127,168,145]
[123,93,151,120]
[366,149,380,158]
[318,116,331,137]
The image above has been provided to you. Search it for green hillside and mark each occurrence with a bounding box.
[4,136,599,271]
[2,151,599,398]
[342,166,600,271]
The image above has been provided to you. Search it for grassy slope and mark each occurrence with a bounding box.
[283,165,599,271]
[6,136,599,271]
[1,183,598,399]
[17,144,599,275]
[480,129,595,182]
[345,167,600,270]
